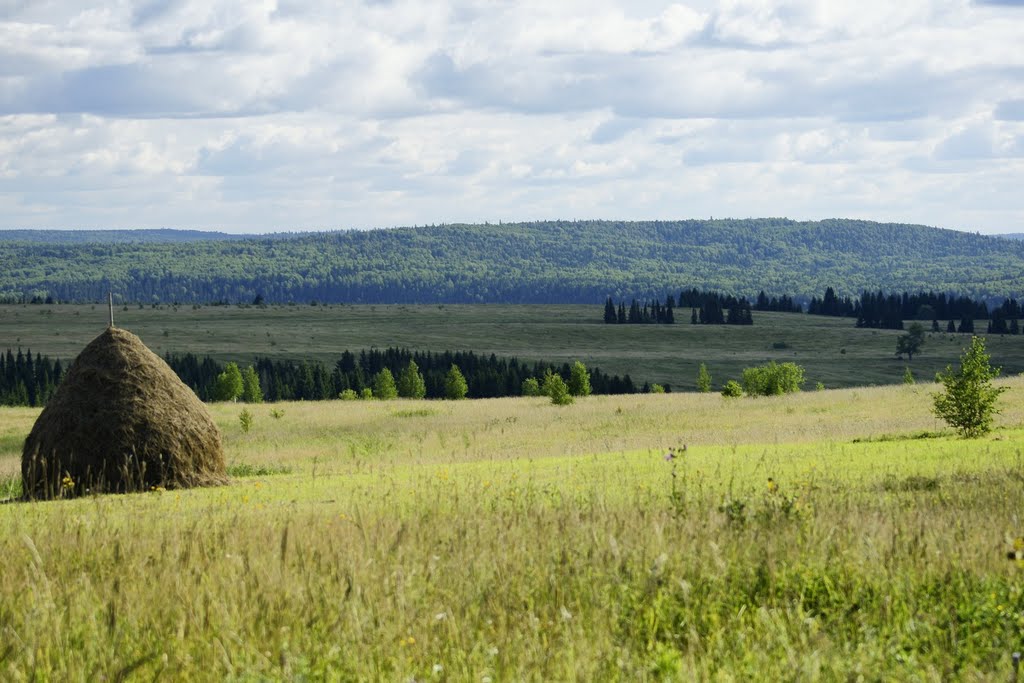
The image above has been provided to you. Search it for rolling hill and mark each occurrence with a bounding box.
[2,219,1023,303]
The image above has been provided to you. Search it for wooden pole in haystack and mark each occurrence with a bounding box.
[108,291,114,328]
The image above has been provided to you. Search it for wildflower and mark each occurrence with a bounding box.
[1008,537,1024,562]
[767,478,779,494]
[405,636,416,646]
[434,612,447,621]
[432,664,444,675]
[61,474,74,492]
[663,451,675,462]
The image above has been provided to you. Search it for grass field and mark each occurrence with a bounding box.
[2,380,1024,679]
[2,303,1024,390]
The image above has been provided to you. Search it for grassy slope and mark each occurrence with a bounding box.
[3,303,1024,390]
[2,381,1024,679]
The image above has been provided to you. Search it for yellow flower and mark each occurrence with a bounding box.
[767,478,778,494]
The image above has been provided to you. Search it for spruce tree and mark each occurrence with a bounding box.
[696,363,712,393]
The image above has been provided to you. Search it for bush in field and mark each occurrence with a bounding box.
[521,377,541,396]
[360,387,374,400]
[721,380,743,398]
[741,362,805,396]
[372,368,398,400]
[542,371,573,405]
[650,383,665,394]
[339,389,358,400]
[932,336,1006,438]
[568,361,591,397]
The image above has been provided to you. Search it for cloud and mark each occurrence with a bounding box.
[0,0,1023,234]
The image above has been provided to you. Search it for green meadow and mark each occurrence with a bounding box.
[3,303,1024,390]
[2,380,1024,680]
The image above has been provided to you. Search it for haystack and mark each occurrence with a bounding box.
[22,327,226,499]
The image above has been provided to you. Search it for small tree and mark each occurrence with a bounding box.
[932,336,1006,437]
[543,371,573,405]
[896,322,926,360]
[241,365,263,403]
[650,383,665,394]
[696,363,712,393]
[521,377,541,396]
[721,380,743,398]
[372,368,398,400]
[213,362,244,402]
[397,360,427,399]
[903,367,915,385]
[339,389,358,400]
[567,361,591,397]
[238,408,253,433]
[445,364,468,400]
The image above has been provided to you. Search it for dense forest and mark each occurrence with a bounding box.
[3,219,1024,304]
[0,346,650,407]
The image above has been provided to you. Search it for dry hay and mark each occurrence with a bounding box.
[22,327,227,499]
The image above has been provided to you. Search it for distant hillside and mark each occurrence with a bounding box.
[996,233,1024,241]
[2,219,1024,304]
[0,229,253,244]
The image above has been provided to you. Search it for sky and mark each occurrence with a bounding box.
[1,0,1023,234]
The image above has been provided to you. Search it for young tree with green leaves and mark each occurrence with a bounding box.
[445,364,468,399]
[932,336,1006,437]
[568,361,591,397]
[213,362,244,402]
[372,368,398,400]
[521,377,541,396]
[696,363,712,393]
[902,367,915,385]
[397,360,427,399]
[542,371,573,405]
[241,365,263,403]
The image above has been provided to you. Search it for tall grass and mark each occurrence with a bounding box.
[1,381,1023,679]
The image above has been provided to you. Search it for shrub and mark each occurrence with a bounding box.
[542,371,573,405]
[721,380,743,398]
[521,377,541,396]
[360,388,374,400]
[239,409,253,433]
[339,389,358,400]
[903,367,915,385]
[650,383,665,394]
[932,336,1006,438]
[741,362,805,396]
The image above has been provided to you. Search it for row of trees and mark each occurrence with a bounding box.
[603,291,755,326]
[165,348,653,403]
[0,349,64,407]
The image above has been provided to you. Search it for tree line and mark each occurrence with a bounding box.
[165,348,652,403]
[0,349,64,407]
[603,290,754,325]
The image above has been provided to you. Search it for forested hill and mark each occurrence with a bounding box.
[0,229,254,244]
[2,219,1024,304]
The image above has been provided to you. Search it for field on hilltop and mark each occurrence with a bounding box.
[2,381,1024,678]
[3,303,1024,391]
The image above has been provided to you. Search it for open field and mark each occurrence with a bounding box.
[2,381,1024,679]
[3,303,1024,390]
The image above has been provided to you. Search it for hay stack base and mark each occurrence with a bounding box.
[22,327,227,499]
